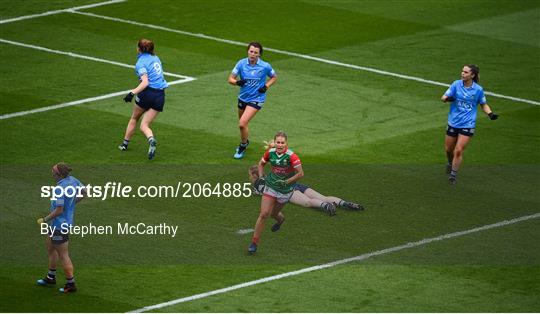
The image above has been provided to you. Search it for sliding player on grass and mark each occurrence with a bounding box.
[228,42,277,159]
[249,158,363,213]
[119,38,168,160]
[441,64,498,184]
[248,131,302,255]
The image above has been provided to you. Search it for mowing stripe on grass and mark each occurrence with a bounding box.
[70,11,540,106]
[0,78,193,120]
[0,38,193,79]
[130,212,540,313]
[0,0,125,24]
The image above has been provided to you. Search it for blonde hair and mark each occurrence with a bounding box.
[263,139,275,150]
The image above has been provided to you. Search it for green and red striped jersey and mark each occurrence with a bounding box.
[261,147,302,193]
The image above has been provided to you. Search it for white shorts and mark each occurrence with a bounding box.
[263,185,293,204]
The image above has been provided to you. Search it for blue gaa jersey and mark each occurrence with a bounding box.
[232,58,276,103]
[135,53,168,89]
[444,80,487,128]
[49,176,83,229]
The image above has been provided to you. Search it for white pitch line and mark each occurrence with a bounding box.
[70,10,540,106]
[0,0,125,24]
[130,212,540,313]
[0,38,191,80]
[0,78,194,120]
[236,228,254,235]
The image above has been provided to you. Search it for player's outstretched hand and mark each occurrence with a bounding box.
[236,79,246,87]
[123,92,134,102]
[258,86,268,93]
[37,217,45,225]
[488,112,499,120]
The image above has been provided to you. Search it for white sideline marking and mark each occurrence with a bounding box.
[0,0,125,24]
[0,79,193,120]
[236,228,254,235]
[0,38,191,79]
[71,11,540,106]
[130,212,540,312]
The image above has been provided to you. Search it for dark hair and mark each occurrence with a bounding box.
[53,162,72,178]
[466,64,480,83]
[247,42,263,55]
[249,165,259,178]
[274,131,288,141]
[138,38,155,55]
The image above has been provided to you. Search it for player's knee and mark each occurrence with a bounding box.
[238,120,249,129]
[259,211,270,219]
[59,253,71,262]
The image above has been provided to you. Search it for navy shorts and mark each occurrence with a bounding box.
[49,230,69,245]
[446,125,475,137]
[238,99,263,110]
[136,87,165,112]
[293,183,310,193]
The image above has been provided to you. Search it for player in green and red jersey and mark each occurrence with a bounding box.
[248,131,304,254]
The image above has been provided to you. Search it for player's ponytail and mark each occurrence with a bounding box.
[263,139,275,150]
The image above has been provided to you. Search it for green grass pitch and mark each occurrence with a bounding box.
[1,0,539,312]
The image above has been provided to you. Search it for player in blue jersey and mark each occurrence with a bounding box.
[228,42,278,159]
[119,39,168,160]
[441,65,498,184]
[36,163,86,293]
